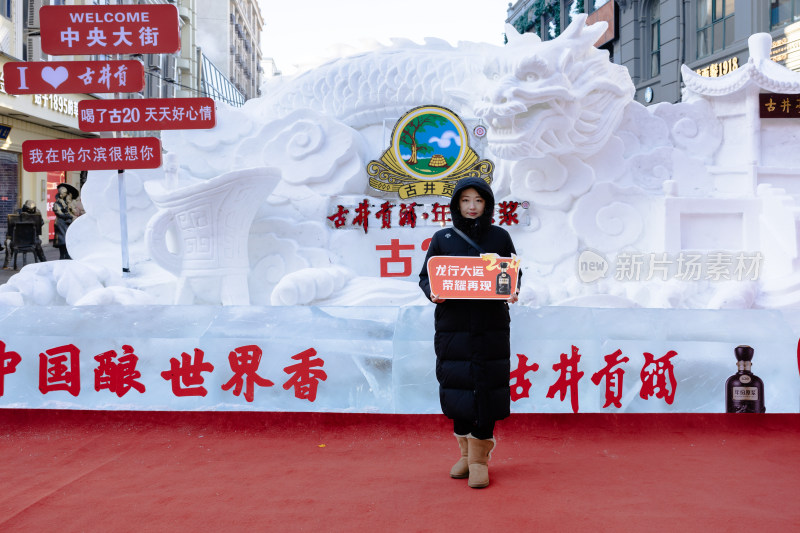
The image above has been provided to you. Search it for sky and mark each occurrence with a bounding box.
[259,0,514,76]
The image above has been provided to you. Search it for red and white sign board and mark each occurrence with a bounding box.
[40,5,180,55]
[22,137,162,172]
[78,97,216,132]
[427,254,521,299]
[2,60,145,95]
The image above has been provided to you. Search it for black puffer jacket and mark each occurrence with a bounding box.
[418,177,518,427]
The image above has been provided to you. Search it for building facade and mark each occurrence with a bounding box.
[195,0,263,101]
[1,0,263,243]
[506,1,800,107]
[1,0,99,241]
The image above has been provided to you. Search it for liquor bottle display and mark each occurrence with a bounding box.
[496,262,511,295]
[725,345,766,413]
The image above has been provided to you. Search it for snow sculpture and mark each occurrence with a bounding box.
[144,167,281,305]
[3,15,800,311]
[476,20,633,161]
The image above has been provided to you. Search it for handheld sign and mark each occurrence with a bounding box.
[22,137,162,172]
[78,97,216,132]
[427,254,521,300]
[40,4,181,55]
[2,60,145,95]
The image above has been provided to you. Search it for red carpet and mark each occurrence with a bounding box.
[0,410,798,532]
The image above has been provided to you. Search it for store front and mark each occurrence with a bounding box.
[0,53,98,244]
[0,150,18,238]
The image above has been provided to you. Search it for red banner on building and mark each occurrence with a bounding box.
[427,254,521,299]
[78,97,216,132]
[40,5,180,55]
[2,60,145,95]
[22,137,162,172]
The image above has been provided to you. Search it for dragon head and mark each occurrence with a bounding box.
[475,15,634,160]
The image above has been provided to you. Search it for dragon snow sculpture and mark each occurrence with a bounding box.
[0,15,774,309]
[476,20,633,161]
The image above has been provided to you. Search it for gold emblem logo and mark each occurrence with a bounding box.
[367,105,493,198]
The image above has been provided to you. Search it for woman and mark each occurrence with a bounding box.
[418,176,519,489]
[53,183,78,260]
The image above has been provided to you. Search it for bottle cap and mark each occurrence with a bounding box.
[500,262,508,268]
[735,345,754,362]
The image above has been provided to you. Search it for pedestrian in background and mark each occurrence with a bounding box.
[53,183,79,260]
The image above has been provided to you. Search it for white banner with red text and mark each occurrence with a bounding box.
[0,305,797,413]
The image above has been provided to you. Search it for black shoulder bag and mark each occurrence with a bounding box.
[451,227,484,254]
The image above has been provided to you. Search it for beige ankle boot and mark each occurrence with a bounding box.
[450,435,469,478]
[467,437,496,488]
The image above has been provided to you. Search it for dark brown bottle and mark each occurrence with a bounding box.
[496,262,511,295]
[725,345,765,413]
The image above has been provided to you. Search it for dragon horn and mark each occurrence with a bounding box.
[505,23,542,45]
[559,13,607,46]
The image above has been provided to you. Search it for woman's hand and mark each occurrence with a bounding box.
[507,292,519,304]
[430,293,445,303]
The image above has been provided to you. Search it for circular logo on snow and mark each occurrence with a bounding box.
[740,375,752,383]
[577,249,608,283]
[392,106,468,180]
[474,125,486,138]
[367,105,494,198]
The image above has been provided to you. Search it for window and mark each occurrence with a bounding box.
[650,1,661,77]
[1,0,10,19]
[541,12,556,41]
[697,0,735,59]
[0,151,19,242]
[565,0,576,21]
[771,0,800,28]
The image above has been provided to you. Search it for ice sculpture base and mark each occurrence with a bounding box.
[0,305,797,413]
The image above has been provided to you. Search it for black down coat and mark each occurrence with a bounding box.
[418,177,518,427]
